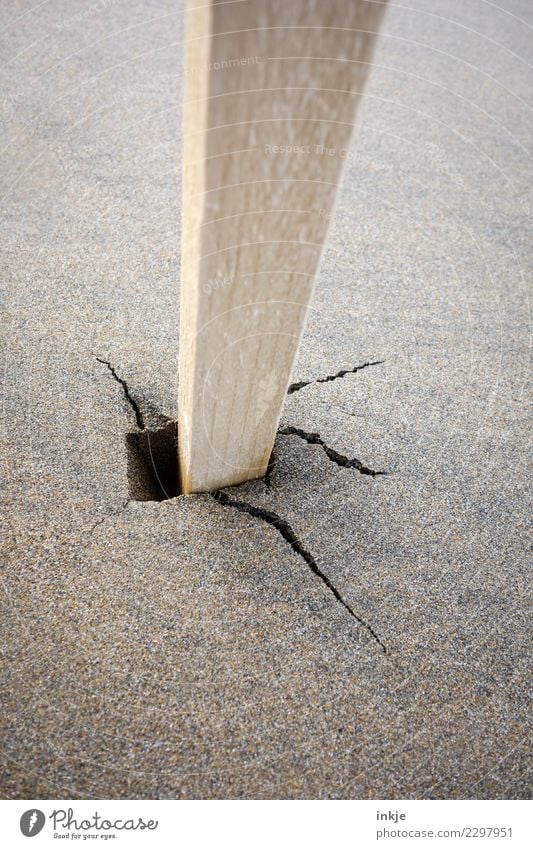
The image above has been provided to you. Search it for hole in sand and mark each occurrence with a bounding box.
[126,421,180,501]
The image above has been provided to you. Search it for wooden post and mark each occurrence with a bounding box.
[178,0,387,493]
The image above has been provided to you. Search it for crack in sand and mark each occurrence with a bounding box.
[85,498,131,537]
[287,360,384,395]
[278,426,385,477]
[96,357,145,430]
[212,490,387,653]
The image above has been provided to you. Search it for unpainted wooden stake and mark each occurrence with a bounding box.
[178,0,387,493]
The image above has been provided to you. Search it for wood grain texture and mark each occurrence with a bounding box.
[178,0,387,493]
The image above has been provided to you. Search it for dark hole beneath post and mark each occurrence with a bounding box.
[126,421,180,501]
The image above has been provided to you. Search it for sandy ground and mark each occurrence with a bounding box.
[1,0,531,798]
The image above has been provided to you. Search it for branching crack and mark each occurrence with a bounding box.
[93,352,389,653]
[96,357,145,430]
[212,490,387,653]
[279,426,385,477]
[288,360,383,395]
